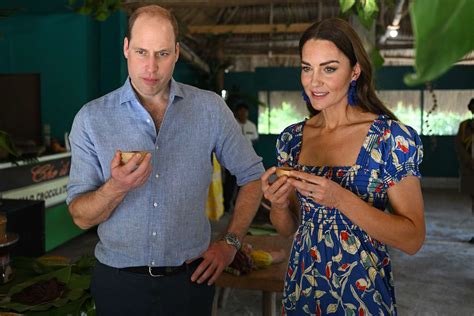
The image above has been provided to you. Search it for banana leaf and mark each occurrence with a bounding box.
[72,255,96,274]
[0,256,95,314]
[404,0,474,85]
[0,258,43,295]
[28,294,94,316]
[339,0,356,13]
[1,266,72,312]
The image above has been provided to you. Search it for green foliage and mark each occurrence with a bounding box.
[0,256,96,315]
[337,1,472,86]
[390,101,471,135]
[258,102,307,134]
[339,0,356,13]
[390,102,422,132]
[68,0,122,21]
[404,0,474,85]
[339,0,378,29]
[370,47,384,70]
[423,110,471,136]
[258,99,470,136]
[355,0,378,29]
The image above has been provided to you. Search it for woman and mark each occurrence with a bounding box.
[261,18,425,315]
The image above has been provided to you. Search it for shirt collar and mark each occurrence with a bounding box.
[119,77,184,106]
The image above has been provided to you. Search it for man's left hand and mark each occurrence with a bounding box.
[189,241,237,285]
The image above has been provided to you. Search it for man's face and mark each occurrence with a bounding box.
[123,15,179,100]
[236,108,248,123]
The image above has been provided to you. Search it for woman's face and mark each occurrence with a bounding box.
[301,39,360,111]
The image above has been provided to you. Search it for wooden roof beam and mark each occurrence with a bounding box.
[188,23,312,35]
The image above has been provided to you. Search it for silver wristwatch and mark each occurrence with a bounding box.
[222,232,242,251]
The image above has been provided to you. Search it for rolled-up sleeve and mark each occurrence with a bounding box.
[66,106,104,205]
[212,95,264,186]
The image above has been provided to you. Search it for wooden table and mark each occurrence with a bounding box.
[213,235,293,316]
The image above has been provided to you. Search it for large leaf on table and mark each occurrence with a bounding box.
[72,255,96,274]
[34,256,71,275]
[68,273,91,291]
[0,257,71,296]
[0,258,40,295]
[28,294,94,316]
[1,266,71,312]
[404,0,474,85]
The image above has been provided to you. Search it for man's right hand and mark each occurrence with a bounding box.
[108,151,153,194]
[68,151,153,229]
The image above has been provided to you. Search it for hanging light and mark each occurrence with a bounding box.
[388,25,399,38]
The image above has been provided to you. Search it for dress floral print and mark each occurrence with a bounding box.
[276,115,423,315]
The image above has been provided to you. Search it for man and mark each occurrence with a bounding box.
[455,98,474,243]
[235,102,259,144]
[67,5,263,315]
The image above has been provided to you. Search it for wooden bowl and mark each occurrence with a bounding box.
[275,167,294,178]
[120,151,148,165]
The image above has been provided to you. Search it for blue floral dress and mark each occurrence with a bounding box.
[276,115,423,316]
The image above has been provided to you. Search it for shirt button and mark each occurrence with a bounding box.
[155,173,160,178]
[153,202,158,207]
[155,145,159,150]
[152,232,157,236]
[151,261,155,265]
[146,119,151,123]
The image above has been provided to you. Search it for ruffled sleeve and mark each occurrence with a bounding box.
[276,122,304,168]
[380,120,424,189]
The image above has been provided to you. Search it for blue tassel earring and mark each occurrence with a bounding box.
[348,80,357,106]
[302,90,311,106]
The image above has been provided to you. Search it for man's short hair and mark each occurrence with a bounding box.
[127,5,179,42]
[235,103,250,112]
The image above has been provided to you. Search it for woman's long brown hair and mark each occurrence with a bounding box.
[299,18,397,120]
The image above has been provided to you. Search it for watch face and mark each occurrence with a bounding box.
[224,233,241,250]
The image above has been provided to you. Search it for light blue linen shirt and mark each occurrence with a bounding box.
[67,78,264,268]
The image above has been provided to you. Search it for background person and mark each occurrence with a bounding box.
[455,98,473,243]
[235,102,259,144]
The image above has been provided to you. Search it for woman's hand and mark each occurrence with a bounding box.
[261,167,300,236]
[287,170,345,209]
[261,167,293,211]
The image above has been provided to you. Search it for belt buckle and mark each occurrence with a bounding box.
[148,266,164,277]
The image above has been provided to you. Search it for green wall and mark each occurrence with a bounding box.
[225,66,474,177]
[0,9,204,141]
[0,13,102,140]
[45,203,84,251]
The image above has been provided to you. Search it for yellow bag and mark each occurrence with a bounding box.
[206,154,224,221]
